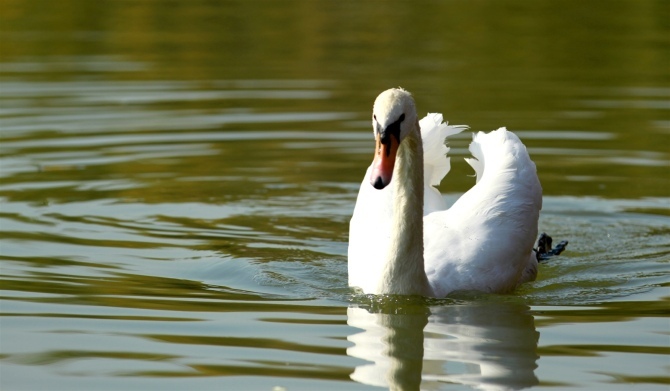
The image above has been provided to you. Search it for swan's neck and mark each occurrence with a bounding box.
[379,125,433,296]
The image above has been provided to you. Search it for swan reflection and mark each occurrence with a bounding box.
[347,301,538,391]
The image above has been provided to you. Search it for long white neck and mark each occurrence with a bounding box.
[378,123,433,296]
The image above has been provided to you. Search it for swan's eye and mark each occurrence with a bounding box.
[399,114,405,122]
[373,114,377,121]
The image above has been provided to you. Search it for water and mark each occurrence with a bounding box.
[1,1,669,390]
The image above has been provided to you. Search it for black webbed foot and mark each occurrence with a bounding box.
[535,232,568,262]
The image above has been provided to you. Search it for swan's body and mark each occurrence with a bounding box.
[348,88,542,297]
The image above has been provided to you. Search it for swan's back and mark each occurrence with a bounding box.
[424,128,542,296]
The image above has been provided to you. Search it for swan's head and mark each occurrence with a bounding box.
[369,88,418,190]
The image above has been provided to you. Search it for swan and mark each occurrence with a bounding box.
[348,88,542,297]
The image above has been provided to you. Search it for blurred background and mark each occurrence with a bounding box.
[2,0,668,196]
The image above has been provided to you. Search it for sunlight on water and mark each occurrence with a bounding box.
[1,0,669,390]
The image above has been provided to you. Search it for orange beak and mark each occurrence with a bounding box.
[369,132,399,189]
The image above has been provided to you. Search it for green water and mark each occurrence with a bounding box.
[1,1,668,390]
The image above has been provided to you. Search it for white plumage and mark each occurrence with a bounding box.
[348,88,541,297]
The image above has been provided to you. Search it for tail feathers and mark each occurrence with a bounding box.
[419,113,468,187]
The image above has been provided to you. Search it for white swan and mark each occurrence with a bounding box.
[348,88,542,297]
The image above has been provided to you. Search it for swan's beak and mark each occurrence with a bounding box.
[369,132,399,189]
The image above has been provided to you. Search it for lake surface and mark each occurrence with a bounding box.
[1,1,668,390]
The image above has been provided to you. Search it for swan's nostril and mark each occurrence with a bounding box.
[372,176,386,190]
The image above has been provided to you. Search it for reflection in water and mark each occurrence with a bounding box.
[348,305,429,390]
[347,302,539,391]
